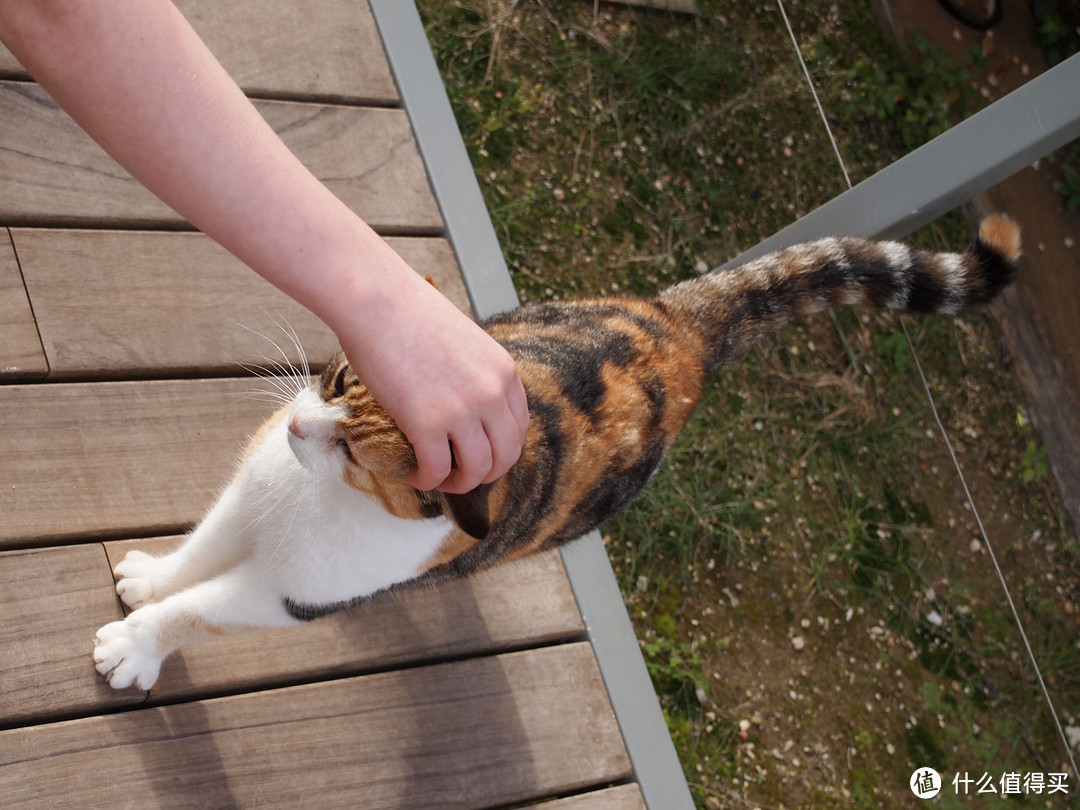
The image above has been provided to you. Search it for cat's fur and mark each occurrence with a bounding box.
[94,216,1021,690]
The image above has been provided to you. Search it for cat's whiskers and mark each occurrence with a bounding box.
[247,357,308,401]
[262,315,313,386]
[236,389,295,407]
[235,364,301,407]
[235,317,315,402]
[229,316,329,577]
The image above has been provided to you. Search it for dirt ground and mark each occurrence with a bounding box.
[629,2,1080,807]
[877,0,1080,539]
[421,1,1078,803]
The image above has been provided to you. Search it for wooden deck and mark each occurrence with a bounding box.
[0,3,674,806]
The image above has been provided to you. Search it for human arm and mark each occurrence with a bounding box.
[0,0,528,492]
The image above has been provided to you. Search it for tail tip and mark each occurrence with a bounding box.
[978,214,1021,263]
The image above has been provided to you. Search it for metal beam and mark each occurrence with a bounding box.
[369,3,697,809]
[367,0,519,319]
[727,51,1080,264]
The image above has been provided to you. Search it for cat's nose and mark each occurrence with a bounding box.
[288,412,306,439]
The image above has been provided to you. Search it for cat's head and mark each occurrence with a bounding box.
[285,351,491,539]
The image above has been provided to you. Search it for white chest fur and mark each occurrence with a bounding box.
[94,385,453,691]
[237,399,454,606]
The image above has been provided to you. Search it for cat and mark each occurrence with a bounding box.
[94,215,1020,690]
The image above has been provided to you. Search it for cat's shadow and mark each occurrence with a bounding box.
[127,558,543,807]
[332,574,543,807]
[126,658,242,808]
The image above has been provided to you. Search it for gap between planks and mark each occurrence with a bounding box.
[0,540,584,728]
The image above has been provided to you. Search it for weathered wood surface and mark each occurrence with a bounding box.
[0,378,277,546]
[0,545,144,728]
[0,231,47,379]
[173,0,398,104]
[11,229,469,378]
[0,540,581,725]
[524,784,647,809]
[0,0,650,805]
[0,643,631,809]
[0,0,398,105]
[984,176,1080,537]
[0,41,20,75]
[0,82,442,231]
[103,538,583,702]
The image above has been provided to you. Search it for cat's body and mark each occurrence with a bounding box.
[94,216,1021,690]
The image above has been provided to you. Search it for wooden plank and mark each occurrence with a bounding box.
[0,539,580,723]
[0,378,277,547]
[15,228,335,379]
[0,643,631,808]
[12,229,468,378]
[0,82,442,231]
[0,82,175,225]
[100,537,582,700]
[389,235,474,317]
[0,545,144,728]
[174,0,398,104]
[253,98,442,233]
[0,230,47,379]
[0,1,398,104]
[523,784,647,809]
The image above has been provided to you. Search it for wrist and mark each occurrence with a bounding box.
[291,214,427,356]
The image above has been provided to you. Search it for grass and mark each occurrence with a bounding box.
[415,2,1080,806]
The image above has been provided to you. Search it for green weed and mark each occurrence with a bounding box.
[417,2,1078,806]
[1035,6,1080,67]
[1020,441,1050,483]
[642,633,708,698]
[1051,142,1080,214]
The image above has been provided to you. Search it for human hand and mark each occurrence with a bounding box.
[336,264,529,494]
[0,0,528,494]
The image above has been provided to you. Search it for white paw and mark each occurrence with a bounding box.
[114,549,162,609]
[93,615,163,690]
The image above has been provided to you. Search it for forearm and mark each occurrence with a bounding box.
[1,0,529,491]
[0,0,398,338]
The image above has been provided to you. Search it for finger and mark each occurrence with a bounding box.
[508,373,530,440]
[482,437,521,484]
[482,406,527,485]
[436,426,492,495]
[407,433,453,492]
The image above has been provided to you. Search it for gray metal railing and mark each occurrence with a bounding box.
[728,51,1080,263]
[363,7,1080,805]
[371,3,697,809]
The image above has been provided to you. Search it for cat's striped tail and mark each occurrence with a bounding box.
[660,215,1021,374]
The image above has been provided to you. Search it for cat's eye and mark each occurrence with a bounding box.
[330,365,349,399]
[336,438,355,463]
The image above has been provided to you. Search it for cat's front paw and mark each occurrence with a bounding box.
[93,616,163,690]
[114,549,162,609]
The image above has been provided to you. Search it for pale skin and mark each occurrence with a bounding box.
[0,0,528,493]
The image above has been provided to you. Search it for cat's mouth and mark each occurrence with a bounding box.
[286,389,350,475]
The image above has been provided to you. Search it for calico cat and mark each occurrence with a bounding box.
[94,215,1020,690]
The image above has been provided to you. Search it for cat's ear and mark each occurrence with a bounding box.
[444,483,492,540]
